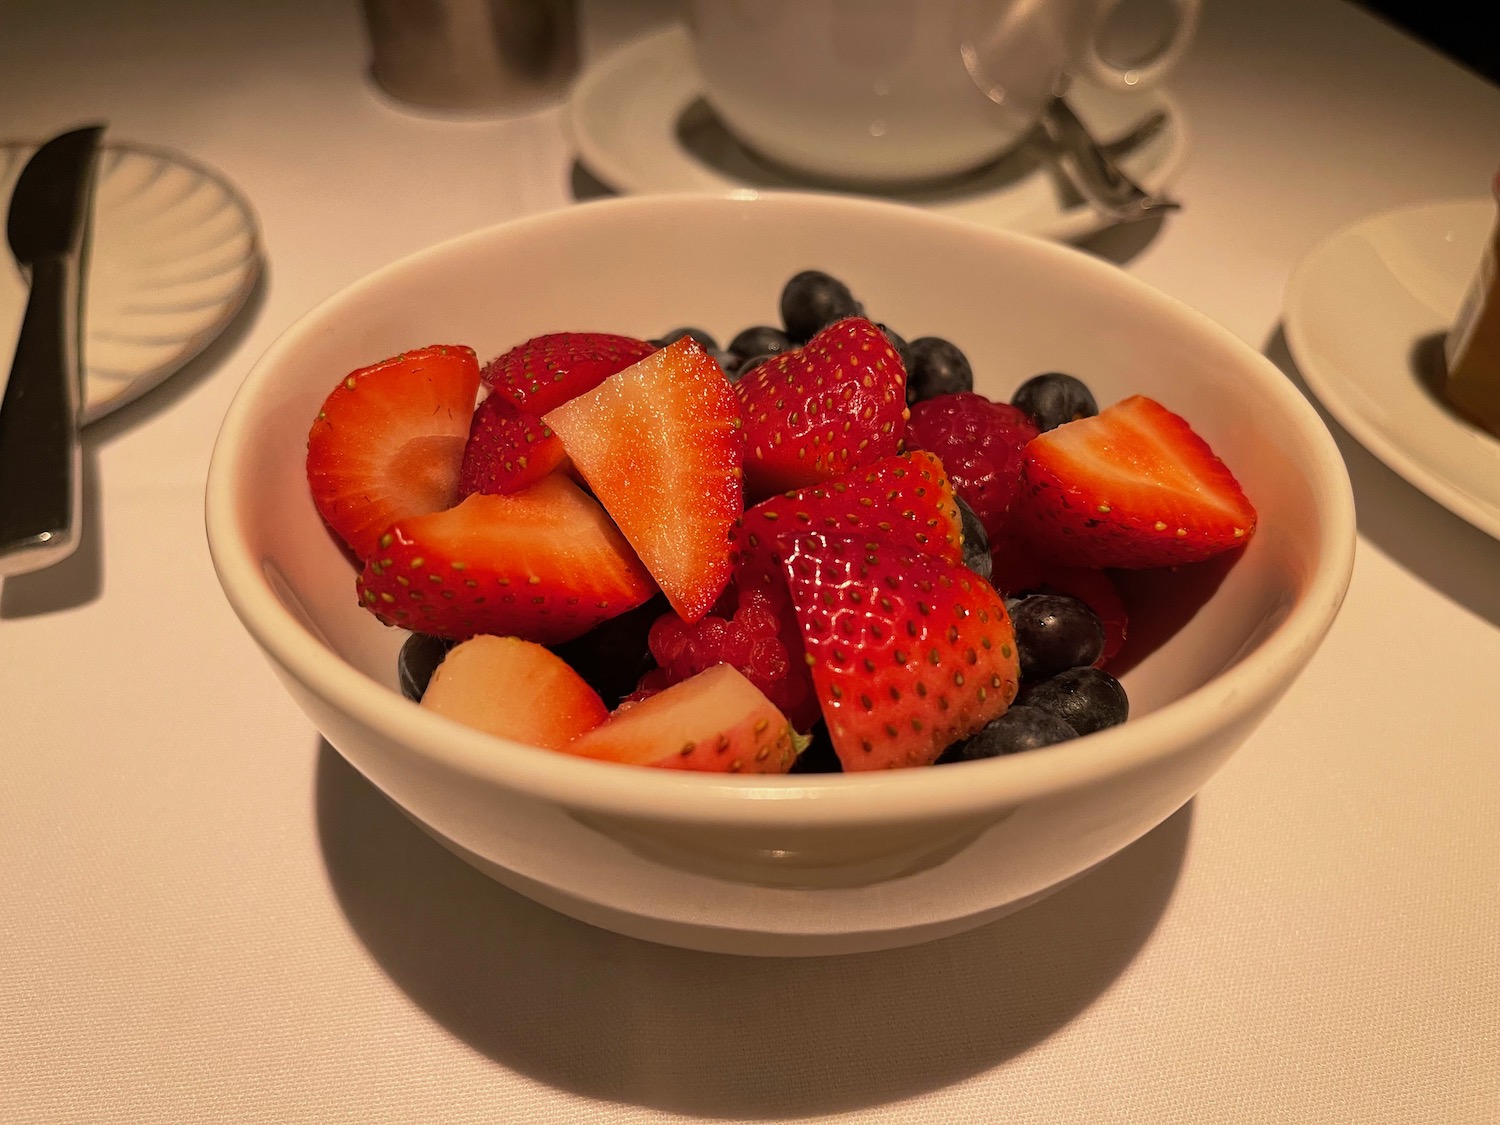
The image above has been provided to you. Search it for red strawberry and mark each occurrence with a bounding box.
[357,474,656,643]
[483,331,656,416]
[905,392,1039,541]
[1012,395,1257,569]
[306,344,480,559]
[562,664,805,773]
[732,450,964,583]
[726,450,965,731]
[736,316,908,499]
[420,635,608,749]
[458,393,568,496]
[779,534,1021,771]
[544,337,743,623]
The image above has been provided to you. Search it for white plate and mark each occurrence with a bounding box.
[565,25,1190,243]
[1,139,262,424]
[1284,198,1500,540]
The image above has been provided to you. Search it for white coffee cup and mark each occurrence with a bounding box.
[686,0,1201,185]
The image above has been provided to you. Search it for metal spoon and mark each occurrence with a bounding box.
[1030,95,1180,225]
[1095,107,1170,164]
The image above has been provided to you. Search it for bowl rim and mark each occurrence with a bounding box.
[205,190,1356,827]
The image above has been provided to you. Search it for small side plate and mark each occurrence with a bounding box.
[0,139,262,424]
[1284,198,1500,540]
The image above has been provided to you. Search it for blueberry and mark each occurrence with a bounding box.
[789,723,843,772]
[730,352,775,383]
[398,633,456,702]
[727,325,791,364]
[954,495,992,582]
[1008,593,1105,681]
[653,327,720,352]
[905,336,974,404]
[780,270,865,342]
[936,706,1078,761]
[548,593,669,709]
[876,323,914,374]
[1011,372,1098,432]
[1019,666,1129,736]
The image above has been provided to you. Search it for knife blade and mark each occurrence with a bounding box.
[0,123,105,578]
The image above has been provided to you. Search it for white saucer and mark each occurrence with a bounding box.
[1,139,262,424]
[565,25,1190,242]
[1284,198,1500,540]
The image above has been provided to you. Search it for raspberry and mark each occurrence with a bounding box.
[619,667,671,709]
[645,586,810,721]
[905,392,1038,541]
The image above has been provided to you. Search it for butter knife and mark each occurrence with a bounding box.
[0,124,105,578]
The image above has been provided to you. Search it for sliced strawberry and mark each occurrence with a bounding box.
[421,635,608,749]
[562,664,805,773]
[736,316,908,499]
[458,393,568,496]
[306,344,480,559]
[724,451,964,731]
[732,450,964,582]
[1012,395,1258,569]
[543,337,743,623]
[780,534,1021,771]
[357,474,656,643]
[483,331,656,416]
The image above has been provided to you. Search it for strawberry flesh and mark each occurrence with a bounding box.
[458,393,568,496]
[1013,394,1257,569]
[483,331,656,416]
[563,664,804,773]
[357,474,656,643]
[307,344,480,560]
[736,316,908,500]
[543,337,744,623]
[779,534,1020,771]
[421,635,608,749]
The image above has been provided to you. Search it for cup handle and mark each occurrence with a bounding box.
[1075,0,1201,92]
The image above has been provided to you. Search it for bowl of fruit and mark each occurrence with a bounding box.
[206,192,1354,956]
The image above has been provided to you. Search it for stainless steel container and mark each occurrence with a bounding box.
[361,0,579,113]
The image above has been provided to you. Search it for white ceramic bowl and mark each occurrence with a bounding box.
[206,193,1354,956]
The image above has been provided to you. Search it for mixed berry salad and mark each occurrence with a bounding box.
[305,270,1257,774]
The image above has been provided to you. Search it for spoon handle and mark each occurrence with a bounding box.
[1035,96,1180,225]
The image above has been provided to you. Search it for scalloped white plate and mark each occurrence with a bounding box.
[565,25,1190,242]
[1,139,262,424]
[1284,198,1500,540]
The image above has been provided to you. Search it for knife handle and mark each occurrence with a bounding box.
[0,255,83,578]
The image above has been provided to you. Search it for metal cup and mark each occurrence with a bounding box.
[361,0,579,113]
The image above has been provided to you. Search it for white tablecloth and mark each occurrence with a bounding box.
[2,1,1497,1121]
